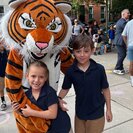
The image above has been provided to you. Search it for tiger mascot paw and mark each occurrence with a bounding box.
[0,0,73,132]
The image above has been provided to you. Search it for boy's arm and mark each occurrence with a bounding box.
[21,104,58,119]
[102,88,113,122]
[58,89,69,99]
[58,89,70,111]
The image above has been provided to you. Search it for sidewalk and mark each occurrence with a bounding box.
[1,49,133,133]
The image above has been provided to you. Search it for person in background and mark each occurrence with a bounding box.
[92,20,100,35]
[93,32,100,55]
[58,34,113,133]
[113,9,130,75]
[97,29,107,54]
[87,27,93,38]
[122,19,133,86]
[0,42,8,111]
[93,29,106,55]
[12,61,71,133]
[72,19,84,40]
[108,25,115,48]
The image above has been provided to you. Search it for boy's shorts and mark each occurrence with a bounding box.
[109,39,114,44]
[94,42,101,48]
[94,42,97,48]
[127,46,133,61]
[0,77,4,90]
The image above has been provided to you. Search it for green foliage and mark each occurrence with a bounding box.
[111,0,133,20]
[72,1,80,11]
[93,0,105,4]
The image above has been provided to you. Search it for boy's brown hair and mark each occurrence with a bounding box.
[72,34,94,50]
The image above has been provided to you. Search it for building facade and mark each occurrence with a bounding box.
[0,0,9,18]
[78,2,106,25]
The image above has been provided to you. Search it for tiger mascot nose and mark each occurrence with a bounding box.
[28,28,53,49]
[36,42,48,49]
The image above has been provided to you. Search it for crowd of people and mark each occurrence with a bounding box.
[71,18,115,56]
[1,6,133,133]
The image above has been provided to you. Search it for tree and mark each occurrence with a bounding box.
[71,0,90,19]
[111,0,133,21]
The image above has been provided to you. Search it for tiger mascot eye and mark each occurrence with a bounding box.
[0,0,73,132]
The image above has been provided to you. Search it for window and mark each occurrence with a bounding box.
[101,6,105,19]
[0,6,4,18]
[89,6,93,20]
[79,5,85,22]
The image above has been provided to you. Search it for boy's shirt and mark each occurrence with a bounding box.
[62,59,109,120]
[108,29,115,39]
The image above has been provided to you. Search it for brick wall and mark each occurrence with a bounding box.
[93,4,101,24]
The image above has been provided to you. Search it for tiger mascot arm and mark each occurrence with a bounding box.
[60,48,74,74]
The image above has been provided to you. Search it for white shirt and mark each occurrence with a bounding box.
[122,19,133,46]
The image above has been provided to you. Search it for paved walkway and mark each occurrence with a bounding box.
[1,49,133,133]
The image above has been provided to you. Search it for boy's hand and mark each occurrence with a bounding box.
[58,99,68,111]
[106,110,113,122]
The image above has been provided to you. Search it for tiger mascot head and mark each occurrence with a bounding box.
[1,0,72,60]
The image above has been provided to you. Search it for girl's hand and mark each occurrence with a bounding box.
[106,110,113,122]
[21,104,33,117]
[11,101,19,111]
[58,99,68,111]
[11,101,23,115]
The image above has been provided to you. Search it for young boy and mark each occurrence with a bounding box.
[58,34,113,133]
[108,25,115,47]
[12,61,71,133]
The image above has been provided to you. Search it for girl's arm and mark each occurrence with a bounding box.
[102,88,113,122]
[21,103,58,119]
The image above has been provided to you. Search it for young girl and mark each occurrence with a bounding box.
[58,34,113,133]
[12,61,71,133]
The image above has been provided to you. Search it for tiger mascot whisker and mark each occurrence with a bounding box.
[0,0,73,132]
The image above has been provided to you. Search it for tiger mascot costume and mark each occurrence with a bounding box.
[0,0,73,132]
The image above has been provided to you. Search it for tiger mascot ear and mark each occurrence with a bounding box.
[9,0,27,9]
[55,1,71,13]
